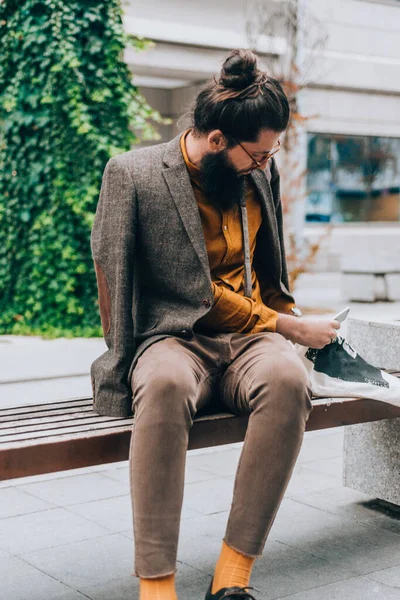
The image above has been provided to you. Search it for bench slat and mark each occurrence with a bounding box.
[1,396,400,480]
[0,413,125,435]
[0,406,94,425]
[0,418,134,444]
[0,398,92,417]
[1,372,399,481]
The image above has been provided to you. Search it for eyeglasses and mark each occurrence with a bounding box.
[234,138,281,169]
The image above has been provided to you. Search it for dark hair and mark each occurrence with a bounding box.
[192,49,289,145]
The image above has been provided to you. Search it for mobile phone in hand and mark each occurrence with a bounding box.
[333,307,350,323]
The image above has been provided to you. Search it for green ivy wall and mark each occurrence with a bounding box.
[0,0,161,337]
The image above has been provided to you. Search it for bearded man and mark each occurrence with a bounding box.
[91,48,340,600]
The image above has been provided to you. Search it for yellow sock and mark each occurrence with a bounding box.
[212,540,256,594]
[140,573,178,600]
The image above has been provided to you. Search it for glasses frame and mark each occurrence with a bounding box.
[233,138,281,169]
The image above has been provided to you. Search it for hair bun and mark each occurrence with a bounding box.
[219,49,259,90]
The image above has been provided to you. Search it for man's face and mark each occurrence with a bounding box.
[226,129,282,175]
[198,129,281,212]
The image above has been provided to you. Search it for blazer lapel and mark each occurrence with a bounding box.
[250,167,283,282]
[162,135,211,282]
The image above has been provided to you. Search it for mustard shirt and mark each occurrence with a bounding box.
[180,130,294,334]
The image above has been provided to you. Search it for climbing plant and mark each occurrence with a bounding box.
[0,0,163,337]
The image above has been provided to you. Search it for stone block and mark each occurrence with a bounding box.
[386,273,400,301]
[341,273,375,302]
[340,231,400,273]
[344,319,400,506]
[344,419,400,506]
[347,318,400,370]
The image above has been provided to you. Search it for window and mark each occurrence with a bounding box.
[305,133,400,223]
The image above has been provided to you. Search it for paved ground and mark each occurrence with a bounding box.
[1,272,400,599]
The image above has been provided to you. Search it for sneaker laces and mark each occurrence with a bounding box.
[222,586,259,599]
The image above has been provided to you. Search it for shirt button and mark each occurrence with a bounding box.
[223,225,227,230]
[202,299,211,308]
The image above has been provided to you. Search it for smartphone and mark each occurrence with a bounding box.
[333,307,350,323]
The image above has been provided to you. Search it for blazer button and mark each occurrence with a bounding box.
[181,329,192,339]
[202,299,211,308]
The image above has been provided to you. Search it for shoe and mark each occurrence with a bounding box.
[205,577,259,599]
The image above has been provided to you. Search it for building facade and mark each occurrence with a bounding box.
[122,0,400,269]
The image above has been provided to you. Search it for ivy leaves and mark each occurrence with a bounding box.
[0,0,162,337]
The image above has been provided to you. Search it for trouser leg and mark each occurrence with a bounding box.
[220,333,313,557]
[129,336,217,578]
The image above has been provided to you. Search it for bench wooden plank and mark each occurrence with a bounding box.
[0,413,126,434]
[1,395,400,481]
[0,398,92,417]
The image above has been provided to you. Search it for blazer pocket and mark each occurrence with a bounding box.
[94,261,111,336]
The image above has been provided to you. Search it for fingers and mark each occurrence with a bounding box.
[331,319,341,330]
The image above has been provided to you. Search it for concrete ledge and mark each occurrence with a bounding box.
[347,318,400,369]
[344,318,400,505]
[342,273,400,302]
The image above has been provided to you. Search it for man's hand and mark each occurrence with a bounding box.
[276,315,341,349]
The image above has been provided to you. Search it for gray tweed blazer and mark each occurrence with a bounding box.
[90,133,295,417]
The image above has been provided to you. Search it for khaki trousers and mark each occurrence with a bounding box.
[129,331,312,578]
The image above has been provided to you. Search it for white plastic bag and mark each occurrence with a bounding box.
[296,335,400,406]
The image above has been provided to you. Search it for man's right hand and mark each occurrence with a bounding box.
[276,315,341,349]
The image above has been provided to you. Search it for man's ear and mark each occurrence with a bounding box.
[207,130,226,153]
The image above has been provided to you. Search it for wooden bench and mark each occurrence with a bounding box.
[1,371,400,481]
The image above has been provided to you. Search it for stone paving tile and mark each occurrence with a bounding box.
[0,555,87,600]
[302,455,343,478]
[367,564,400,588]
[276,573,400,600]
[185,466,222,485]
[100,465,131,485]
[185,446,242,478]
[181,476,234,515]
[177,513,358,600]
[83,561,210,600]
[285,464,341,497]
[76,573,138,600]
[100,463,220,487]
[296,429,344,464]
[120,512,229,576]
[291,485,391,524]
[277,513,400,576]
[20,533,134,592]
[269,497,347,546]
[177,512,229,574]
[250,540,357,600]
[18,472,129,506]
[66,494,133,533]
[0,507,109,554]
[366,511,400,537]
[0,486,55,519]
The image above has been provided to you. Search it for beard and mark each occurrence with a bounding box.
[198,149,245,212]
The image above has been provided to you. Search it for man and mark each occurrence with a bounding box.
[91,49,340,600]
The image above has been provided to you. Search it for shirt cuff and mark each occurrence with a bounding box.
[249,304,279,334]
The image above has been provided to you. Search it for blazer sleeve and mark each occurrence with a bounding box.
[90,157,137,417]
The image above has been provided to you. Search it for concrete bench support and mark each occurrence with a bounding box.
[344,319,400,505]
